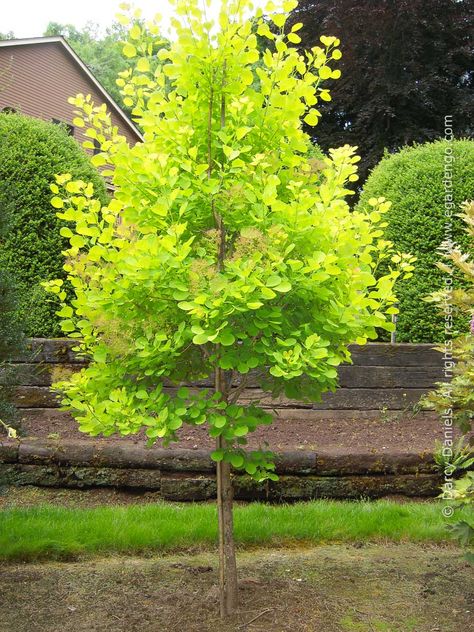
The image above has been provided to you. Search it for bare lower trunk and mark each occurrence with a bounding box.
[212,59,237,618]
[216,438,238,617]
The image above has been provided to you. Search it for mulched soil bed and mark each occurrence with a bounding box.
[0,485,167,509]
[17,408,463,454]
[0,486,433,510]
[0,545,472,632]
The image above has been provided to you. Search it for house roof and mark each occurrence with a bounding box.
[0,36,143,141]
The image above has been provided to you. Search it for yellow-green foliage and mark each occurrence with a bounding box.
[44,0,413,479]
[423,201,474,559]
[423,201,474,433]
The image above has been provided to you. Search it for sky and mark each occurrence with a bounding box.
[2,0,269,39]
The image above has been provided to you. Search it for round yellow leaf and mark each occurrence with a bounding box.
[287,33,301,44]
[318,66,332,80]
[51,196,64,209]
[137,57,150,72]
[304,110,319,126]
[123,43,137,58]
[320,35,335,47]
[271,13,286,28]
[130,24,141,40]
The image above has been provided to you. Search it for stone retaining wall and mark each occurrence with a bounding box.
[6,339,444,414]
[0,339,449,499]
[0,439,441,500]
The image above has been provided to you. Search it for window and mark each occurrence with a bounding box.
[93,138,101,155]
[51,118,74,136]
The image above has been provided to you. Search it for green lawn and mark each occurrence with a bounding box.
[0,499,462,561]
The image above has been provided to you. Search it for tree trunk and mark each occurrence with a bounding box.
[216,436,238,617]
[212,58,237,619]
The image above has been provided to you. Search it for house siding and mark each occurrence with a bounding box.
[0,41,140,150]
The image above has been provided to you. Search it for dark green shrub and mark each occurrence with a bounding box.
[0,113,107,337]
[357,139,474,342]
[0,199,25,431]
[0,269,24,431]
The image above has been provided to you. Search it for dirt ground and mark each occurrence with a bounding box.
[19,408,466,454]
[0,485,171,509]
[0,485,434,510]
[0,544,471,632]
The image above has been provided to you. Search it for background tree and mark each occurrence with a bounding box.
[45,0,413,618]
[287,0,474,184]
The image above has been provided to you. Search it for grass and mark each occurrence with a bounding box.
[0,499,463,562]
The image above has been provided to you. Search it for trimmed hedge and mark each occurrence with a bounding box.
[0,269,24,428]
[0,197,25,427]
[0,113,107,337]
[357,139,474,343]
